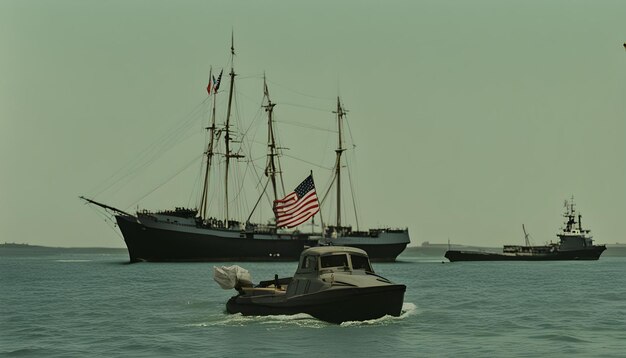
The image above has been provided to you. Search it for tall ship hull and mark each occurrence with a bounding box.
[444,197,606,262]
[116,214,409,262]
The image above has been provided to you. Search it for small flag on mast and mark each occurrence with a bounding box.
[274,174,320,228]
[206,68,213,95]
[206,69,223,95]
[213,70,223,93]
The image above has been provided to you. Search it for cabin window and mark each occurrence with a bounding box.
[320,254,349,269]
[301,255,317,270]
[351,255,372,272]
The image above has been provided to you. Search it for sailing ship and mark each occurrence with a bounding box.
[444,197,606,261]
[81,39,410,263]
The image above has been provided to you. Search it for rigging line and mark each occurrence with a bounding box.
[230,150,255,218]
[267,79,334,101]
[275,120,337,133]
[281,102,334,113]
[206,164,224,219]
[247,178,271,224]
[319,169,337,208]
[238,105,264,148]
[189,153,206,209]
[124,153,203,210]
[95,98,207,187]
[234,87,265,117]
[85,204,125,240]
[240,138,268,206]
[282,154,334,171]
[90,99,208,198]
[345,158,360,231]
[344,114,357,149]
[241,155,267,163]
[237,74,264,80]
[99,127,203,200]
[239,120,277,219]
[250,164,275,222]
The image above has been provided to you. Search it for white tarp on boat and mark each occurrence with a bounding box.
[213,265,252,290]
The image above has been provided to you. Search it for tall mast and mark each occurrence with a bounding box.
[333,97,346,228]
[223,33,243,226]
[199,67,218,219]
[245,77,285,226]
[263,76,280,202]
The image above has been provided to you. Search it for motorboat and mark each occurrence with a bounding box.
[214,246,406,324]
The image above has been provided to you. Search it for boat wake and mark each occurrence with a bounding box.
[208,312,328,328]
[193,302,418,328]
[339,302,418,327]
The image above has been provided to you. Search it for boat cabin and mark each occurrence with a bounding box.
[295,246,373,275]
[284,246,377,296]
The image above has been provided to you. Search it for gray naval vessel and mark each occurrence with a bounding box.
[445,197,606,261]
[81,39,409,263]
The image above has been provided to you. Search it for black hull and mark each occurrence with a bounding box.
[445,247,606,262]
[226,285,406,324]
[117,216,312,262]
[116,215,407,263]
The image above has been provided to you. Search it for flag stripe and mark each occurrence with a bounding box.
[280,207,319,228]
[278,204,320,227]
[278,205,319,226]
[275,198,318,220]
[275,197,317,218]
[273,174,320,228]
[274,191,317,213]
[276,198,319,221]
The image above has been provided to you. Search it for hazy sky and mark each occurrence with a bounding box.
[1,0,625,248]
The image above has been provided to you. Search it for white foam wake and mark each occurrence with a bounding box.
[339,302,419,327]
[191,302,419,328]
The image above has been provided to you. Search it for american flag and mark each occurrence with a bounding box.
[213,69,223,92]
[274,174,320,228]
[206,69,223,96]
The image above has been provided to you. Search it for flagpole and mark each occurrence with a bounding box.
[311,171,325,237]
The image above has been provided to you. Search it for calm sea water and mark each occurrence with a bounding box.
[2,247,625,357]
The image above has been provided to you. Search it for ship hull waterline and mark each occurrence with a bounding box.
[444,247,606,262]
[116,215,408,263]
[226,284,406,324]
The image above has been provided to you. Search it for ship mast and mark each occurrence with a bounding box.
[223,34,243,226]
[333,97,346,228]
[263,76,281,202]
[199,67,218,220]
[245,77,286,226]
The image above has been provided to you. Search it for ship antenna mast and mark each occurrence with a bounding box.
[333,97,347,228]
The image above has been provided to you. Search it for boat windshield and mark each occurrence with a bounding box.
[320,254,349,270]
[350,255,373,272]
[301,255,318,270]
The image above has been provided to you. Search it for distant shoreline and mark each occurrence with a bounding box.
[3,243,626,258]
[0,243,126,251]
